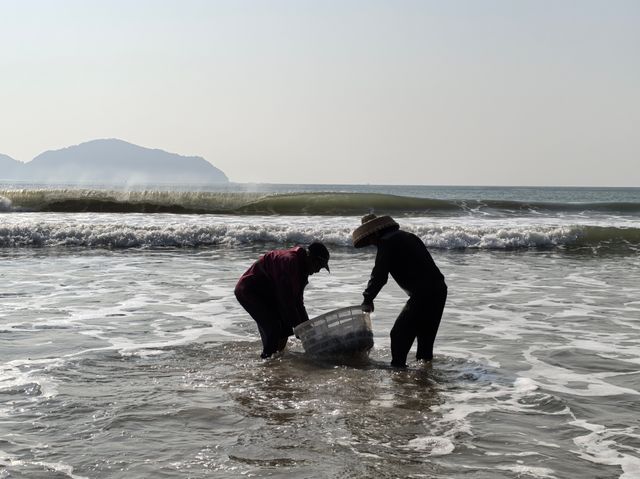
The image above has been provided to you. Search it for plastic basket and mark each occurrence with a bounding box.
[294,305,374,356]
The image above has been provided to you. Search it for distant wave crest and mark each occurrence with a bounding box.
[2,189,639,216]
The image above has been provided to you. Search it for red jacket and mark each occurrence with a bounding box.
[236,246,310,327]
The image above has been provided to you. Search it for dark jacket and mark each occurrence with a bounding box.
[363,229,445,302]
[236,246,310,327]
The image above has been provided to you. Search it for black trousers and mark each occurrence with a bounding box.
[234,276,292,358]
[390,283,447,367]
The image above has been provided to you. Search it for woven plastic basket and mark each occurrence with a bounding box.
[294,305,374,356]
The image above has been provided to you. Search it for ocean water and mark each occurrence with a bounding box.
[1,184,639,478]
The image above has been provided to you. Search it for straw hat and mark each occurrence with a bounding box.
[352,214,399,248]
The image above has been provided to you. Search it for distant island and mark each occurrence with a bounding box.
[0,139,229,185]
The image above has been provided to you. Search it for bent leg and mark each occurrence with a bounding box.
[235,280,283,358]
[416,286,447,361]
[390,298,421,367]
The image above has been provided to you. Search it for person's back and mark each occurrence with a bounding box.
[260,247,307,286]
[379,229,444,294]
[241,246,307,289]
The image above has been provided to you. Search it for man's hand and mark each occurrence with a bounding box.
[361,300,374,313]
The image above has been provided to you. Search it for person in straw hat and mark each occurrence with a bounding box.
[235,242,330,359]
[353,214,447,368]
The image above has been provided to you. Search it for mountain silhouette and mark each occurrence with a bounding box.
[1,139,229,185]
[0,153,22,181]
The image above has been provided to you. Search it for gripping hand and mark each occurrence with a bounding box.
[361,300,374,313]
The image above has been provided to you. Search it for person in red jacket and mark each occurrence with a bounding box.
[234,242,330,358]
[353,214,447,368]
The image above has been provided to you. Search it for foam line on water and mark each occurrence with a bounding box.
[421,369,573,477]
[570,419,640,479]
[440,346,501,368]
[522,347,640,397]
[494,464,557,478]
[569,339,640,366]
[0,358,60,400]
[430,367,573,450]
[80,321,250,356]
[452,463,559,479]
[0,451,89,479]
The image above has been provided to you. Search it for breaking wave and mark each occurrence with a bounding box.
[1,221,638,252]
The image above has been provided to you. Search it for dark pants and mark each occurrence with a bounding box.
[234,276,292,358]
[390,282,447,367]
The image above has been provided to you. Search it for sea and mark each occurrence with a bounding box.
[1,183,639,479]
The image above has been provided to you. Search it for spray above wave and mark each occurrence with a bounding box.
[3,189,639,216]
[1,220,637,252]
[0,189,263,214]
[0,196,12,212]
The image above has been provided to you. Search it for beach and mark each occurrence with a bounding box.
[1,184,639,478]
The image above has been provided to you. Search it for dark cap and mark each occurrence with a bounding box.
[308,241,330,272]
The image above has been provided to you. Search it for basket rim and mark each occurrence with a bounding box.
[294,305,364,335]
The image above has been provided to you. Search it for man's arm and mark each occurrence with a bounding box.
[362,245,390,311]
[295,289,309,325]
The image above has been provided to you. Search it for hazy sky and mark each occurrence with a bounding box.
[1,0,638,186]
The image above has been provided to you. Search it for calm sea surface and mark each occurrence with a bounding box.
[1,184,639,478]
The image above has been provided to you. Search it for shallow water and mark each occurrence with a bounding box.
[1,244,639,478]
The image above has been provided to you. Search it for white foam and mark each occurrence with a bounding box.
[0,450,88,479]
[405,436,455,456]
[100,323,247,355]
[415,224,579,250]
[0,358,60,400]
[495,464,557,478]
[522,346,640,397]
[565,273,610,288]
[429,368,567,457]
[486,451,543,457]
[570,419,640,479]
[353,451,383,459]
[439,346,501,369]
[513,377,539,393]
[1,212,633,250]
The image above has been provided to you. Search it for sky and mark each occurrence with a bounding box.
[1,0,639,186]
